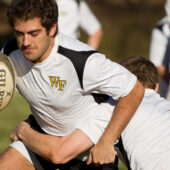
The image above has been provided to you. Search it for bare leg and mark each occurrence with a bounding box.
[0,147,35,170]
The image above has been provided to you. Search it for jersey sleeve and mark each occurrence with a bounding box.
[79,1,101,36]
[83,53,137,100]
[149,27,168,67]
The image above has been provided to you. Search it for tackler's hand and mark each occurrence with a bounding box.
[10,121,30,142]
[87,140,116,165]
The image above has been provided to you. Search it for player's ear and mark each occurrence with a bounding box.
[49,23,57,37]
[154,83,159,93]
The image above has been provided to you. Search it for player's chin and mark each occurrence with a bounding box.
[23,52,38,62]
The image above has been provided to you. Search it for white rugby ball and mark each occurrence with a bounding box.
[0,53,15,111]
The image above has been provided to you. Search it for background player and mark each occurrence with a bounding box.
[149,0,170,100]
[119,56,170,170]
[0,0,143,169]
[56,0,103,50]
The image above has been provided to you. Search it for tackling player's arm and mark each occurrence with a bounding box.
[87,79,144,165]
[10,123,93,164]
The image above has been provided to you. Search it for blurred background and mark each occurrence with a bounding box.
[0,0,165,169]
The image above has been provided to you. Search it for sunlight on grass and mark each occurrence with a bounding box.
[118,160,128,170]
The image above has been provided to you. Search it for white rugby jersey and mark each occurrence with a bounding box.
[122,89,170,170]
[56,0,101,38]
[149,17,170,100]
[149,17,170,67]
[1,33,136,144]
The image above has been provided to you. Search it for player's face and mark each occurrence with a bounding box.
[13,18,56,63]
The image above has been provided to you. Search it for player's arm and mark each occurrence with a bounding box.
[149,24,167,79]
[10,123,93,164]
[87,28,102,50]
[79,1,102,50]
[87,80,144,165]
[83,54,144,165]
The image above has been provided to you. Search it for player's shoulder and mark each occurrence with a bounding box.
[155,17,169,33]
[143,89,170,109]
[56,33,104,65]
[56,33,100,63]
[57,33,94,52]
[156,17,168,26]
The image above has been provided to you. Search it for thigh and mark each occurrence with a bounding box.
[10,140,59,170]
[0,147,35,170]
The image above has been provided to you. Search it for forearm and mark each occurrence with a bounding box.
[17,124,61,162]
[99,80,144,144]
[17,124,93,164]
[87,28,102,50]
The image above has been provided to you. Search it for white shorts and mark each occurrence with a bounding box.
[10,141,33,164]
[10,141,57,169]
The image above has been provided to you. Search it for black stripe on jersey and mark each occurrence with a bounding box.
[75,0,81,6]
[3,38,18,56]
[156,23,164,32]
[155,19,169,33]
[58,45,97,88]
[58,45,110,104]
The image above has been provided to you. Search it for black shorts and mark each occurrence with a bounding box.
[25,115,119,170]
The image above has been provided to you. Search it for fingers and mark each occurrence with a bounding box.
[10,125,24,141]
[87,152,92,165]
[87,152,115,165]
[10,132,19,141]
[87,144,116,165]
[10,121,29,142]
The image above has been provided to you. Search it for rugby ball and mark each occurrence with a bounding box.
[0,53,15,111]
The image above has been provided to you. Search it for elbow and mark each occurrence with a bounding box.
[50,148,70,164]
[50,151,64,164]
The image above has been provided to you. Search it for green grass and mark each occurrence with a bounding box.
[0,92,30,152]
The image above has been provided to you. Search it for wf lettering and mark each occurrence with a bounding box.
[49,76,66,91]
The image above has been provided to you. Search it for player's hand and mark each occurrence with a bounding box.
[10,121,30,142]
[87,140,116,165]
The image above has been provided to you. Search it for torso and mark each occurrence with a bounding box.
[122,89,170,170]
[2,33,136,137]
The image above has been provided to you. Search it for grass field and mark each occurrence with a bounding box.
[0,0,165,169]
[0,93,30,150]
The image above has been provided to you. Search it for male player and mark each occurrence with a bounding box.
[11,54,170,170]
[149,0,170,100]
[119,56,170,170]
[0,0,144,169]
[56,0,103,49]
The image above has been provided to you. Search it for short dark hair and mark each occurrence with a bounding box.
[7,0,58,36]
[120,56,159,89]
